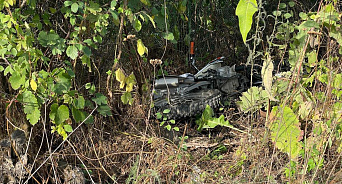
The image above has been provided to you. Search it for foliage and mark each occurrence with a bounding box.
[269,106,302,159]
[237,86,268,113]
[115,68,136,105]
[235,0,258,43]
[156,109,179,132]
[196,105,239,132]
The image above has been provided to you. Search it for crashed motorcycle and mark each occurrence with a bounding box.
[152,43,257,119]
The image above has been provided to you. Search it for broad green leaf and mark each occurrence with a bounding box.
[133,18,142,32]
[66,45,78,60]
[22,91,41,125]
[72,106,86,122]
[270,106,302,159]
[137,39,147,56]
[92,93,108,105]
[235,0,258,43]
[121,92,133,105]
[163,32,174,40]
[50,103,58,121]
[30,79,37,91]
[0,65,4,72]
[261,53,278,101]
[237,86,268,113]
[97,105,112,116]
[115,68,126,89]
[71,3,78,13]
[81,55,91,72]
[54,71,71,95]
[9,71,25,90]
[204,115,232,129]
[55,105,70,125]
[64,124,73,133]
[74,96,85,109]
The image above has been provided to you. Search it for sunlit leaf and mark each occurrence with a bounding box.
[115,68,126,89]
[66,45,78,60]
[30,79,37,91]
[64,124,73,133]
[270,106,303,159]
[235,0,258,43]
[55,105,70,125]
[137,39,147,56]
[71,3,78,13]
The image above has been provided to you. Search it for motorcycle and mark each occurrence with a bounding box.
[152,48,256,119]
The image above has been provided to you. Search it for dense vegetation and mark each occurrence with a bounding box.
[0,0,341,183]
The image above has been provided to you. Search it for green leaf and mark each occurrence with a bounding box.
[121,92,133,105]
[163,32,174,40]
[235,0,258,43]
[156,112,162,119]
[54,71,71,95]
[165,124,172,131]
[163,109,170,114]
[173,127,179,131]
[237,86,268,113]
[133,18,142,32]
[110,0,117,9]
[66,45,78,60]
[74,96,85,109]
[72,106,86,122]
[97,105,112,116]
[0,65,4,72]
[92,93,108,105]
[64,1,73,6]
[288,1,295,7]
[137,39,148,56]
[270,106,303,159]
[50,103,58,121]
[71,3,78,13]
[284,13,292,19]
[22,91,41,125]
[55,105,70,125]
[204,115,232,129]
[63,124,73,133]
[9,71,25,90]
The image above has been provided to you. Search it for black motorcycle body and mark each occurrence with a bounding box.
[153,57,249,119]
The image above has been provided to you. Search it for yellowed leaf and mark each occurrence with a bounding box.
[262,54,278,101]
[137,39,147,56]
[30,79,37,91]
[115,68,126,89]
